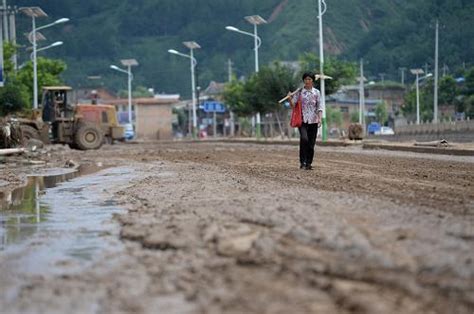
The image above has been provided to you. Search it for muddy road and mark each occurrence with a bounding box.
[1,141,473,314]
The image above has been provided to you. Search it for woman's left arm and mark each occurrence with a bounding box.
[315,91,322,123]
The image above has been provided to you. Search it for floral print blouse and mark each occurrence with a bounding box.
[291,87,321,124]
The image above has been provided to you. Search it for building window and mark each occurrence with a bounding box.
[340,106,349,113]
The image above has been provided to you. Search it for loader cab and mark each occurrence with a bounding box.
[41,86,74,122]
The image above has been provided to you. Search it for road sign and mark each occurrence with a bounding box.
[202,101,226,113]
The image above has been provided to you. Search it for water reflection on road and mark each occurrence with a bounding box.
[0,165,135,274]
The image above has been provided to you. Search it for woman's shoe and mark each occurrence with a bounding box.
[305,165,313,170]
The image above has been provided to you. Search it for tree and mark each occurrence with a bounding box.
[456,66,474,118]
[298,53,357,95]
[461,95,474,118]
[375,101,388,125]
[223,79,252,116]
[439,76,458,106]
[456,95,474,119]
[0,40,66,115]
[401,91,416,121]
[350,111,359,123]
[241,75,260,115]
[3,42,17,79]
[464,66,474,96]
[0,82,27,115]
[326,106,343,127]
[253,62,298,114]
[224,63,298,117]
[0,42,29,114]
[172,107,188,135]
[402,78,434,122]
[16,57,67,108]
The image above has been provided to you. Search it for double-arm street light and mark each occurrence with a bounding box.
[226,15,266,139]
[30,41,63,59]
[110,59,138,124]
[433,20,439,123]
[168,41,200,138]
[20,6,68,109]
[410,68,433,124]
[357,59,366,128]
[411,69,424,125]
[317,0,328,141]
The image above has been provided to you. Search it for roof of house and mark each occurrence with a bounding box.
[77,104,116,109]
[43,86,73,91]
[108,95,180,106]
[326,97,381,106]
[204,81,226,95]
[154,94,180,101]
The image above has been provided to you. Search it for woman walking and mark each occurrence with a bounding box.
[287,72,322,170]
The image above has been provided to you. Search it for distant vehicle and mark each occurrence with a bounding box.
[329,127,340,137]
[375,126,395,135]
[75,104,125,144]
[198,125,207,139]
[16,86,123,150]
[123,123,134,140]
[367,122,381,135]
[198,129,207,139]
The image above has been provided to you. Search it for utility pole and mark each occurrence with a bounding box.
[433,19,439,123]
[8,5,16,70]
[424,63,429,76]
[442,64,448,77]
[379,73,385,85]
[2,0,8,42]
[227,59,233,82]
[318,0,327,141]
[358,59,365,128]
[228,58,235,137]
[399,67,406,85]
[0,2,3,87]
[410,69,424,125]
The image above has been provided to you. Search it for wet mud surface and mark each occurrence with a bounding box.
[0,142,473,313]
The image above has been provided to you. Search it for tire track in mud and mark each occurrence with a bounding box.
[154,143,474,215]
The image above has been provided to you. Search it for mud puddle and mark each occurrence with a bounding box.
[0,165,135,275]
[0,164,106,246]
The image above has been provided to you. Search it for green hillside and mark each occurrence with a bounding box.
[10,0,474,97]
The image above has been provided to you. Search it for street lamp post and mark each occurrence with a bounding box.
[110,59,138,124]
[20,6,68,109]
[317,0,328,142]
[433,20,439,123]
[410,69,423,125]
[29,41,63,60]
[226,14,266,139]
[168,41,200,138]
[358,59,366,128]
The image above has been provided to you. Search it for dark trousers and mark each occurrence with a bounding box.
[298,123,318,166]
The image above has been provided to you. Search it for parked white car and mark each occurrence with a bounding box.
[123,123,135,140]
[375,126,395,135]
